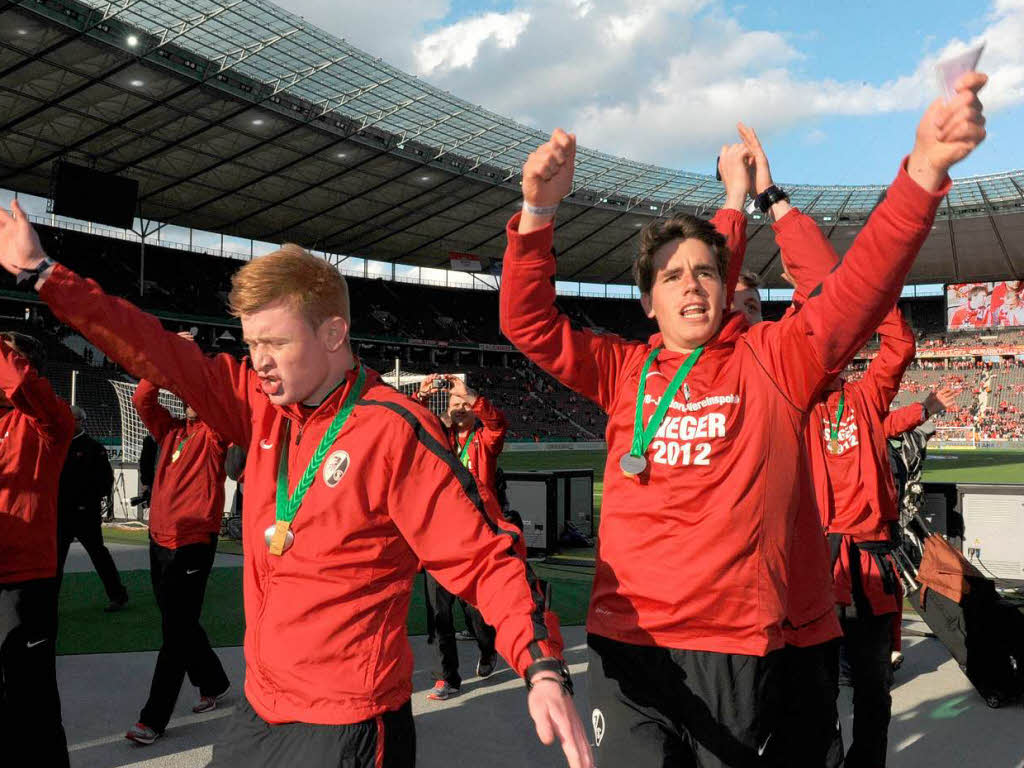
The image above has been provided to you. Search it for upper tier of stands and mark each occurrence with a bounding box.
[6,224,1022,444]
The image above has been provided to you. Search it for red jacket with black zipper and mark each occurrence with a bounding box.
[39,269,563,727]
[775,208,914,619]
[0,340,74,583]
[500,163,947,656]
[133,379,229,549]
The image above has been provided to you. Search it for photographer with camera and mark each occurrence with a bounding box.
[414,373,509,699]
[56,404,129,612]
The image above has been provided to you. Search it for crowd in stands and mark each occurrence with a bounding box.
[8,226,1024,445]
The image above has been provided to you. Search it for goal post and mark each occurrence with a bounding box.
[380,358,463,419]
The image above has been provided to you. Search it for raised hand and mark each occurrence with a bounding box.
[909,71,987,191]
[0,200,48,277]
[737,123,774,195]
[717,142,753,211]
[446,374,477,404]
[417,373,441,399]
[924,384,958,416]
[176,330,196,343]
[520,129,576,233]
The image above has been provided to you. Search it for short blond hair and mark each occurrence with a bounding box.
[228,244,351,332]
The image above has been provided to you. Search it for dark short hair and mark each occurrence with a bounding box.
[737,270,761,290]
[1,332,46,370]
[634,214,729,295]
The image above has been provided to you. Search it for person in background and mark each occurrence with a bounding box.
[0,331,74,767]
[56,404,129,612]
[414,373,508,699]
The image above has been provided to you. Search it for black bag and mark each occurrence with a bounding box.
[909,577,1024,708]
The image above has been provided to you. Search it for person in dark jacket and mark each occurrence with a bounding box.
[57,405,129,611]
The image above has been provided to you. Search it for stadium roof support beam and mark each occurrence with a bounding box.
[977,182,1020,279]
[943,198,959,282]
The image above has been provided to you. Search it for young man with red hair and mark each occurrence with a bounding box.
[0,332,74,767]
[500,74,987,767]
[0,238,592,766]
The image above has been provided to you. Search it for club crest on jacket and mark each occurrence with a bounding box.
[322,450,350,488]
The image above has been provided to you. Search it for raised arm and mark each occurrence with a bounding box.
[0,340,73,444]
[448,376,507,454]
[860,308,917,415]
[885,384,956,437]
[884,403,928,438]
[500,131,642,410]
[751,74,987,408]
[382,406,591,767]
[132,379,181,442]
[715,141,754,307]
[0,209,254,447]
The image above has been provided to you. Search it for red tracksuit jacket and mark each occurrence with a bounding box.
[133,379,228,549]
[885,403,928,438]
[775,208,914,618]
[0,340,74,583]
[39,270,561,726]
[449,395,507,494]
[500,163,948,656]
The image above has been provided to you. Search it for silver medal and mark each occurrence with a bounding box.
[264,524,294,553]
[619,453,647,475]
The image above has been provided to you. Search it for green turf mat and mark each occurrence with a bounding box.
[57,566,594,656]
[57,567,245,656]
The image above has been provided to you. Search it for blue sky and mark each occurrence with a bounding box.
[286,0,1023,185]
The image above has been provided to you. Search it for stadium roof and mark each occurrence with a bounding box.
[1,0,1022,287]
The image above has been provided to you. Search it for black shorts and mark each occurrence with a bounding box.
[210,695,415,768]
[765,640,842,768]
[587,633,779,768]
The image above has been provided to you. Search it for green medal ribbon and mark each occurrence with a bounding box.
[275,365,366,526]
[827,391,846,445]
[171,434,190,462]
[457,430,476,468]
[628,345,704,461]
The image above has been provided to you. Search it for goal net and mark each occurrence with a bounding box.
[110,359,462,460]
[109,379,186,463]
[932,425,977,449]
[380,359,463,419]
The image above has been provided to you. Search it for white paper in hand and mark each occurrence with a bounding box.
[935,42,985,101]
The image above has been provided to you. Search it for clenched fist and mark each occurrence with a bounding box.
[519,129,576,234]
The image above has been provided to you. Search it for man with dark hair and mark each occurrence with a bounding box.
[732,270,763,325]
[125,361,232,745]
[500,73,987,767]
[414,373,507,698]
[57,404,129,611]
[0,331,74,767]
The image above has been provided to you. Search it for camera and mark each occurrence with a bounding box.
[432,378,449,390]
[130,490,151,507]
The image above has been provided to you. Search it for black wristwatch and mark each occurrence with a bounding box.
[755,185,789,214]
[16,257,55,286]
[525,658,574,696]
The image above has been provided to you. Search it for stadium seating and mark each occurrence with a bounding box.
[12,224,1024,444]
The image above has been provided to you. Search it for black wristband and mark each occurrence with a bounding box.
[16,257,55,287]
[755,185,789,214]
[525,658,574,696]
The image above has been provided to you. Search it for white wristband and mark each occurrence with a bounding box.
[522,201,560,217]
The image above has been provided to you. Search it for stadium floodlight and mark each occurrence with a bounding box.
[130,79,144,87]
[126,35,138,47]
[252,118,264,125]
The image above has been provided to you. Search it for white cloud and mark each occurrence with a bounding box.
[415,12,531,75]
[276,0,1024,170]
